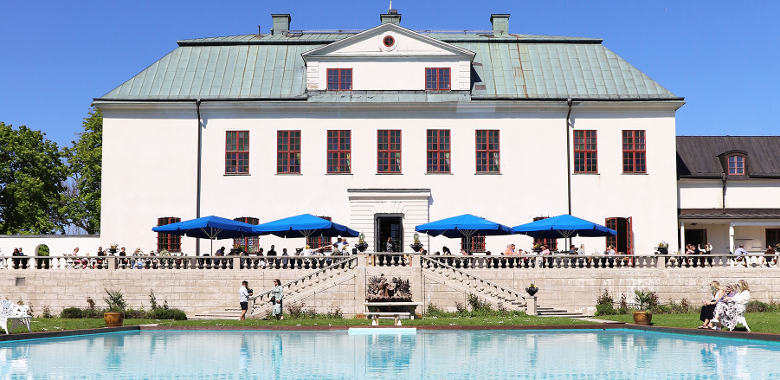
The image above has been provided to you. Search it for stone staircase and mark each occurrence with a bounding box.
[192,257,358,320]
[536,306,586,318]
[420,256,526,311]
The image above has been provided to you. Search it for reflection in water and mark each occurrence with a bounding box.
[0,329,778,379]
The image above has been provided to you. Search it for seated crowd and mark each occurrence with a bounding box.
[698,279,751,331]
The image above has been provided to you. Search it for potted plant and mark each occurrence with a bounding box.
[409,232,423,253]
[103,289,127,327]
[355,232,368,253]
[656,241,668,255]
[525,283,539,297]
[632,289,657,325]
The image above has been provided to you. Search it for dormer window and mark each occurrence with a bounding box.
[425,68,450,90]
[327,69,352,91]
[728,155,745,175]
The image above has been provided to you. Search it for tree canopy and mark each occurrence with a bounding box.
[61,107,102,234]
[0,122,67,234]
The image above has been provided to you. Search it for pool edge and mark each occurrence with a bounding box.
[3,323,780,344]
[0,325,140,342]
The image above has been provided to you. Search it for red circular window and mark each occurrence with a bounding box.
[383,35,395,48]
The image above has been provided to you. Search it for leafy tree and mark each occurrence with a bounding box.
[62,107,102,234]
[0,122,67,234]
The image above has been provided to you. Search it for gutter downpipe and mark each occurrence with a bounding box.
[565,98,573,248]
[196,99,202,256]
[722,173,727,214]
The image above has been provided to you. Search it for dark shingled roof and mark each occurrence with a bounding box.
[679,208,780,219]
[677,136,780,179]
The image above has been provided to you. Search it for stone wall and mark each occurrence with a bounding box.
[2,258,777,317]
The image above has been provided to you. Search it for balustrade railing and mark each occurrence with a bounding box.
[0,255,358,271]
[250,256,358,315]
[420,256,526,308]
[0,253,774,271]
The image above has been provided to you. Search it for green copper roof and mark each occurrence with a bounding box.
[96,32,679,102]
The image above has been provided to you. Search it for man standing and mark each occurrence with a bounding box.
[239,280,253,321]
[267,245,277,268]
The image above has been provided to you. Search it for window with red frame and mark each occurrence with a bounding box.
[225,131,250,174]
[476,130,500,173]
[327,130,351,173]
[728,155,745,175]
[427,129,451,173]
[574,130,598,173]
[425,68,450,90]
[233,217,260,253]
[277,130,301,174]
[306,216,332,250]
[532,217,558,251]
[622,130,646,173]
[377,130,402,173]
[461,235,486,253]
[327,69,352,91]
[157,217,182,252]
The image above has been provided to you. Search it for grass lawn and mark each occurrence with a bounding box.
[598,312,780,334]
[9,315,596,333]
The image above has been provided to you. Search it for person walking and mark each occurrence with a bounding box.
[239,280,253,321]
[271,279,284,320]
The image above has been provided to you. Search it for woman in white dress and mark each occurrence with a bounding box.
[271,279,284,320]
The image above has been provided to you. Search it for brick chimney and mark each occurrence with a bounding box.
[271,14,291,35]
[490,14,510,35]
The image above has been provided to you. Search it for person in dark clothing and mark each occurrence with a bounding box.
[267,245,277,267]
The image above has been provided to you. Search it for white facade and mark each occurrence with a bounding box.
[99,101,680,255]
[678,178,780,253]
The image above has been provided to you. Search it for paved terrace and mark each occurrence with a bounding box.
[1,253,777,318]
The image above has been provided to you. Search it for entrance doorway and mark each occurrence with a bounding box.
[685,229,708,248]
[375,214,403,252]
[606,217,633,255]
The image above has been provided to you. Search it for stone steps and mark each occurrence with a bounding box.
[536,306,585,318]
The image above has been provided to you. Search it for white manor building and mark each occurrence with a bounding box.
[94,12,686,256]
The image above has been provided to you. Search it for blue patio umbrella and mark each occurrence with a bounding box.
[252,214,359,239]
[415,214,513,252]
[152,215,258,254]
[512,214,617,240]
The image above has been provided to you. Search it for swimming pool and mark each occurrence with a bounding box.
[1,329,777,379]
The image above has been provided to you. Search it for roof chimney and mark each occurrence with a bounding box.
[490,14,510,35]
[271,14,291,35]
[380,10,401,25]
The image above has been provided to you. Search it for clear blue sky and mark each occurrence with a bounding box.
[1,0,778,148]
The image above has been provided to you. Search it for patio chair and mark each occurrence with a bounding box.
[1,300,32,334]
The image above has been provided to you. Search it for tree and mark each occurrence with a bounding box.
[61,107,102,234]
[0,122,67,234]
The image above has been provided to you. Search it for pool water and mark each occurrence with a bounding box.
[1,329,778,379]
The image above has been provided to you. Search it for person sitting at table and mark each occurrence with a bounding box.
[540,245,552,267]
[759,244,776,267]
[733,244,748,266]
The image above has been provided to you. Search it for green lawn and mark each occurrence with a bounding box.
[9,315,596,333]
[598,312,780,334]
